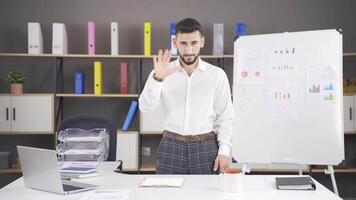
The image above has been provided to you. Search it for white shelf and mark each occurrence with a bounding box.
[0,53,234,59]
[56,93,138,98]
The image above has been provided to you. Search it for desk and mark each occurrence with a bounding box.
[0,163,341,200]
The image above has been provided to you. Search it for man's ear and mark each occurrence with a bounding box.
[173,36,177,48]
[200,36,205,48]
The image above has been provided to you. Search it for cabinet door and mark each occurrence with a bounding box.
[0,96,11,132]
[11,95,53,132]
[117,131,138,170]
[140,104,165,133]
[343,96,354,132]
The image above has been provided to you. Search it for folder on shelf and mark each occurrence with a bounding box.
[235,22,247,39]
[170,23,177,55]
[213,23,224,56]
[122,100,138,131]
[144,22,151,56]
[28,22,43,54]
[88,21,95,55]
[111,22,119,55]
[74,72,85,94]
[275,176,316,190]
[52,23,68,54]
[120,61,128,94]
[94,61,102,95]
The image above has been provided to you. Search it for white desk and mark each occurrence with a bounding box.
[0,163,341,200]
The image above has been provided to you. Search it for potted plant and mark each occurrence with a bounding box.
[5,71,25,94]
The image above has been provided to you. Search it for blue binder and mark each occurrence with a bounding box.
[74,72,84,94]
[122,100,138,131]
[235,22,247,39]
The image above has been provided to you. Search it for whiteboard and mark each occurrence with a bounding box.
[232,29,344,165]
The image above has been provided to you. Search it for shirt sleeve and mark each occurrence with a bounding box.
[213,69,235,157]
[138,70,164,113]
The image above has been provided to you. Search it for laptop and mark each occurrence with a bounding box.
[17,145,97,195]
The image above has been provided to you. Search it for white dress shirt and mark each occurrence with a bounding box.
[139,58,234,156]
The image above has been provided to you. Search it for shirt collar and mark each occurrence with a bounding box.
[174,57,207,72]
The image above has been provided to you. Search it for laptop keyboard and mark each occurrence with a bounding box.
[62,184,84,191]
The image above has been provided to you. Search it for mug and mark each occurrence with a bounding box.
[217,172,242,193]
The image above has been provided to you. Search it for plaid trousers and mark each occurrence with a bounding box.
[156,136,218,174]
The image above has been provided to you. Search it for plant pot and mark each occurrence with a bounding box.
[11,84,23,94]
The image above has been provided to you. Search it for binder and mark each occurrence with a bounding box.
[94,61,102,95]
[144,22,151,56]
[275,176,316,190]
[52,23,68,54]
[235,22,247,39]
[120,61,128,94]
[122,101,138,131]
[28,22,43,54]
[74,72,85,94]
[111,22,119,55]
[88,22,95,55]
[213,23,224,55]
[170,23,177,55]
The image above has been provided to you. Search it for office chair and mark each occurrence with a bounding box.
[57,114,122,172]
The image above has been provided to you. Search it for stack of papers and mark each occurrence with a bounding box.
[60,167,97,174]
[60,167,98,179]
[140,177,184,187]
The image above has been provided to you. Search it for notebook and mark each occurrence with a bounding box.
[140,177,184,187]
[275,176,316,190]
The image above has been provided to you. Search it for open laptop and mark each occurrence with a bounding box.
[17,145,97,195]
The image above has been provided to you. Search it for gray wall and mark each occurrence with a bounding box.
[1,0,356,196]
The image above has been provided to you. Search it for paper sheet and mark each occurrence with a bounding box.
[140,177,184,187]
[80,189,131,200]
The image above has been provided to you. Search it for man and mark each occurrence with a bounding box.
[139,18,234,174]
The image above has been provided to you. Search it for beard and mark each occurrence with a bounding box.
[178,51,200,66]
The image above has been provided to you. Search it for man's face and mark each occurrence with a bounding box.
[174,31,205,66]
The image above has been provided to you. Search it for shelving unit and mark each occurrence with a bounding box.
[1,52,356,173]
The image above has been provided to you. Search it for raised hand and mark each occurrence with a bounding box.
[153,49,177,80]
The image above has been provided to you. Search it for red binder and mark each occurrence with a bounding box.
[120,61,128,94]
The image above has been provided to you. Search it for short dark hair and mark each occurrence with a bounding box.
[175,18,204,36]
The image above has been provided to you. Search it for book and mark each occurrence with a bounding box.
[122,100,138,131]
[140,177,184,187]
[94,61,102,95]
[144,22,151,56]
[275,176,316,190]
[60,167,97,174]
[61,172,100,179]
[88,22,95,55]
[120,61,128,94]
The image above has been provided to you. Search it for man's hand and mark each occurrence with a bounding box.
[153,49,177,80]
[214,154,230,173]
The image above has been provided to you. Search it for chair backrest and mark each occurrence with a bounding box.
[57,114,116,161]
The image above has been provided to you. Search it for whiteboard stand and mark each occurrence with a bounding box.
[298,164,303,175]
[325,165,339,196]
[241,163,250,174]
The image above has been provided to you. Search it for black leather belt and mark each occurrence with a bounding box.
[163,130,216,142]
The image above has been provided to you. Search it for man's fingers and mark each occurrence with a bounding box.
[158,49,163,62]
[153,55,158,68]
[214,157,219,172]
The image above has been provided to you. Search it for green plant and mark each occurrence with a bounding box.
[5,71,25,84]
